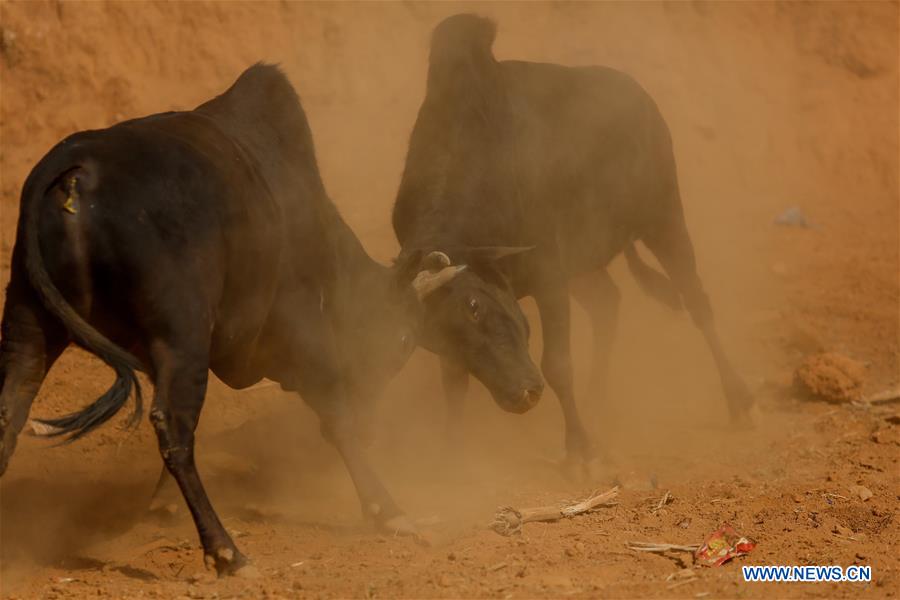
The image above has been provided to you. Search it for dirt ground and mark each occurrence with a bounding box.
[1,1,898,598]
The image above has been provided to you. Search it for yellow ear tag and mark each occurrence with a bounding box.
[62,177,78,214]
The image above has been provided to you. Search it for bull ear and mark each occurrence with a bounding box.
[462,246,534,262]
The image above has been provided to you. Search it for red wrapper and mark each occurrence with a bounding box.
[694,523,757,567]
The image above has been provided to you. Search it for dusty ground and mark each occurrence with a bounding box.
[1,1,898,598]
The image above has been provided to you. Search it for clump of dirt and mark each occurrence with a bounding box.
[793,352,867,403]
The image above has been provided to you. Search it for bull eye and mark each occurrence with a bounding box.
[467,297,480,322]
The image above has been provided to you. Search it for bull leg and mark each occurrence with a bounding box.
[148,340,254,577]
[534,285,596,478]
[0,280,66,476]
[570,269,620,434]
[307,388,414,535]
[643,217,754,421]
[440,356,468,445]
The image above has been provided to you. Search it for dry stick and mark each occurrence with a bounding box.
[651,490,672,513]
[490,486,619,536]
[867,388,900,405]
[626,541,700,553]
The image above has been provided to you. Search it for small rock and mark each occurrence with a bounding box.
[447,552,456,561]
[792,494,803,503]
[849,485,873,502]
[677,517,692,529]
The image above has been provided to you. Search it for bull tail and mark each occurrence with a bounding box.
[623,242,683,311]
[22,165,144,442]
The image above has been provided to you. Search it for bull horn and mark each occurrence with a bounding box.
[412,265,466,301]
[424,250,452,270]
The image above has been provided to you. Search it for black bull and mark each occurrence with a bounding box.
[0,64,465,576]
[392,14,754,473]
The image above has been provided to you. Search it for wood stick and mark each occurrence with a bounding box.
[490,486,619,536]
[626,541,700,553]
[651,490,672,512]
[867,388,900,405]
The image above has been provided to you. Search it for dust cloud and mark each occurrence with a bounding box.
[0,2,897,598]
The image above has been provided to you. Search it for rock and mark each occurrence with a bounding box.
[793,353,866,403]
[849,485,873,502]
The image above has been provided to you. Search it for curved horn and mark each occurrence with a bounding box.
[423,250,452,270]
[412,265,466,301]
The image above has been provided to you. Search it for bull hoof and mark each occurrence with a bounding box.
[205,547,251,578]
[378,513,419,537]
